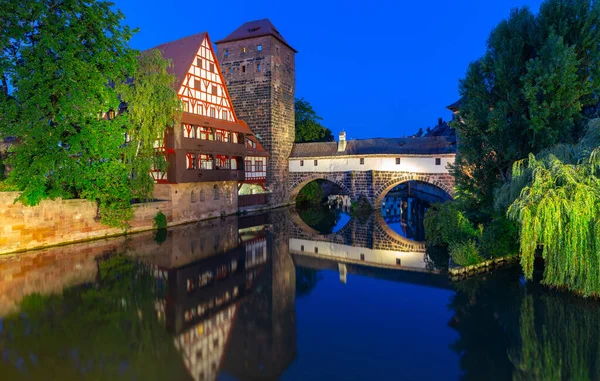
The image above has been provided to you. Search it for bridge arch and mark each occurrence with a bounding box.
[289,174,351,204]
[373,173,454,209]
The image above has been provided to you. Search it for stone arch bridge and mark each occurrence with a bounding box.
[287,135,456,207]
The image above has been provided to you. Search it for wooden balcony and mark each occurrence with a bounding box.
[238,193,269,207]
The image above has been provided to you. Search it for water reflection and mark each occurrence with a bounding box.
[380,181,448,242]
[0,209,599,380]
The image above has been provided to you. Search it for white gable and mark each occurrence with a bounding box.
[178,36,236,122]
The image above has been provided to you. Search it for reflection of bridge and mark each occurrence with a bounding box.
[290,208,428,252]
[288,209,449,287]
[288,134,456,207]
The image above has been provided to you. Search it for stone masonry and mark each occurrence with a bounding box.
[217,27,296,207]
[289,170,455,208]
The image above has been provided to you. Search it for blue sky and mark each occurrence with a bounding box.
[113,0,544,139]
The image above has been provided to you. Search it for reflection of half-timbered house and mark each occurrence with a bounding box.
[143,219,269,381]
[146,32,269,221]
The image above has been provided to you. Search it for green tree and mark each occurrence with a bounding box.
[506,122,600,296]
[0,0,179,228]
[295,98,334,143]
[453,0,600,214]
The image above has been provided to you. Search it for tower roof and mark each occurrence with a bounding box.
[215,19,297,53]
[146,32,207,90]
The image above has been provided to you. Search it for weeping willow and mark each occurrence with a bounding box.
[506,121,600,296]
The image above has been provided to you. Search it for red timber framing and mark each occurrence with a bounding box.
[178,34,238,123]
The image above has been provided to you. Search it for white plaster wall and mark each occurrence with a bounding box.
[289,238,427,270]
[289,155,455,174]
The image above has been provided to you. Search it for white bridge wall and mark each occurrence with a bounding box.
[288,155,455,174]
[289,238,428,270]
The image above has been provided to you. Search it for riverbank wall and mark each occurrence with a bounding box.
[448,255,520,281]
[0,182,241,255]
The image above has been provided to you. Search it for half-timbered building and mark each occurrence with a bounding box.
[147,32,268,217]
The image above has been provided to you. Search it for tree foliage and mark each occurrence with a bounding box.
[453,0,600,213]
[0,0,179,228]
[294,98,334,143]
[506,122,600,296]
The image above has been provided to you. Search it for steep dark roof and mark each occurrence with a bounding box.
[146,32,207,90]
[446,98,464,112]
[215,19,297,53]
[290,137,457,158]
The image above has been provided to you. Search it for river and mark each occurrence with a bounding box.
[0,205,598,380]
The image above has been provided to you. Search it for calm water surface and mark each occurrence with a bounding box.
[0,207,599,381]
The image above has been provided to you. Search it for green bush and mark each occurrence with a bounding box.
[449,240,483,266]
[153,211,167,230]
[478,216,519,259]
[424,202,480,246]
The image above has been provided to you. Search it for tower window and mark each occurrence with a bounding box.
[300,160,304,166]
[257,64,261,71]
[435,158,441,165]
[286,53,290,63]
[360,254,365,261]
[224,49,229,57]
[275,46,279,56]
[242,65,246,73]
[209,63,215,72]
[241,47,246,53]
[229,68,232,74]
[314,160,318,166]
[396,157,401,165]
[211,85,217,95]
[300,245,304,252]
[360,158,364,165]
[191,190,196,203]
[314,247,318,254]
[213,185,219,200]
[396,258,402,266]
[257,44,262,51]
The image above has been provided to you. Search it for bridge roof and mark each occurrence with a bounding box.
[290,136,456,158]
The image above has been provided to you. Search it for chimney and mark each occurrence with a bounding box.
[338,131,347,152]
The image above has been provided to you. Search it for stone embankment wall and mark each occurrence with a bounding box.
[0,182,240,255]
[448,255,520,281]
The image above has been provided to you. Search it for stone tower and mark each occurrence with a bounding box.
[216,19,296,206]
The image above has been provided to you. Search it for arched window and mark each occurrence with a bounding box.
[213,185,219,200]
[191,190,196,203]
[199,189,205,202]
